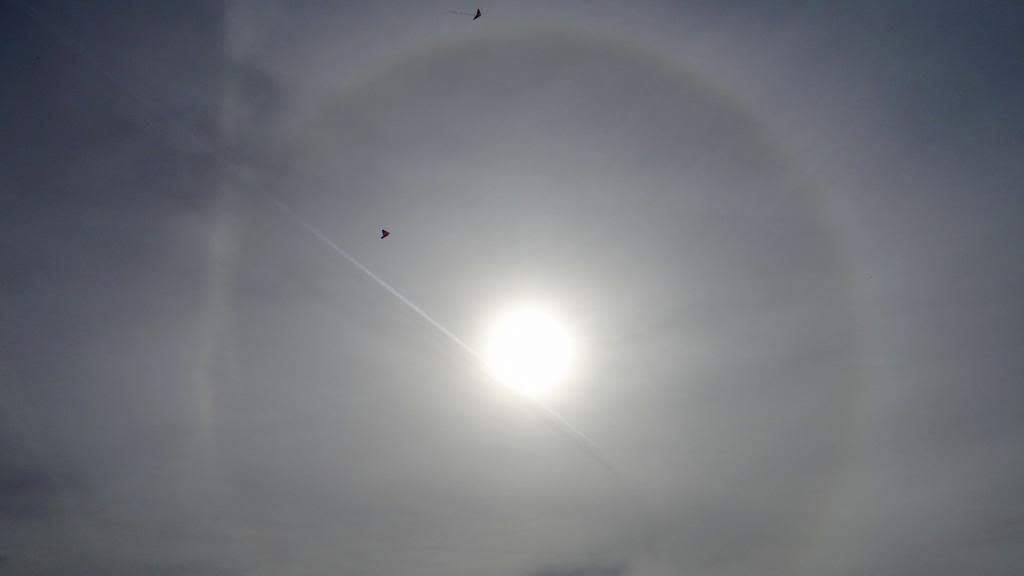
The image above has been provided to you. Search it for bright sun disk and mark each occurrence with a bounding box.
[484,305,573,397]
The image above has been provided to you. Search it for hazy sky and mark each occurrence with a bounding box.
[2,1,1023,575]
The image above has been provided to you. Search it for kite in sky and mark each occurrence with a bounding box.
[380,229,390,239]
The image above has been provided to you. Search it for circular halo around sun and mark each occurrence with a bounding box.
[484,305,575,398]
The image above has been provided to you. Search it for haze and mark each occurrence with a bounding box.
[2,1,1022,575]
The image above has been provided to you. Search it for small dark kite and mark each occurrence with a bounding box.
[380,229,390,239]
[474,9,482,20]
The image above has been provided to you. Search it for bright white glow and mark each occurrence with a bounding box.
[484,305,574,397]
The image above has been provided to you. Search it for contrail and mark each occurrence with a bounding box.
[266,194,613,468]
[265,195,478,360]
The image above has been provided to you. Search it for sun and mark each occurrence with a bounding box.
[484,304,574,398]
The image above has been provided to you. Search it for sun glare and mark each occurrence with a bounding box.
[484,304,574,398]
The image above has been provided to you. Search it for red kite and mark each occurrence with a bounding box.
[380,229,390,239]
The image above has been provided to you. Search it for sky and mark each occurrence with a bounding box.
[1,1,1023,575]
